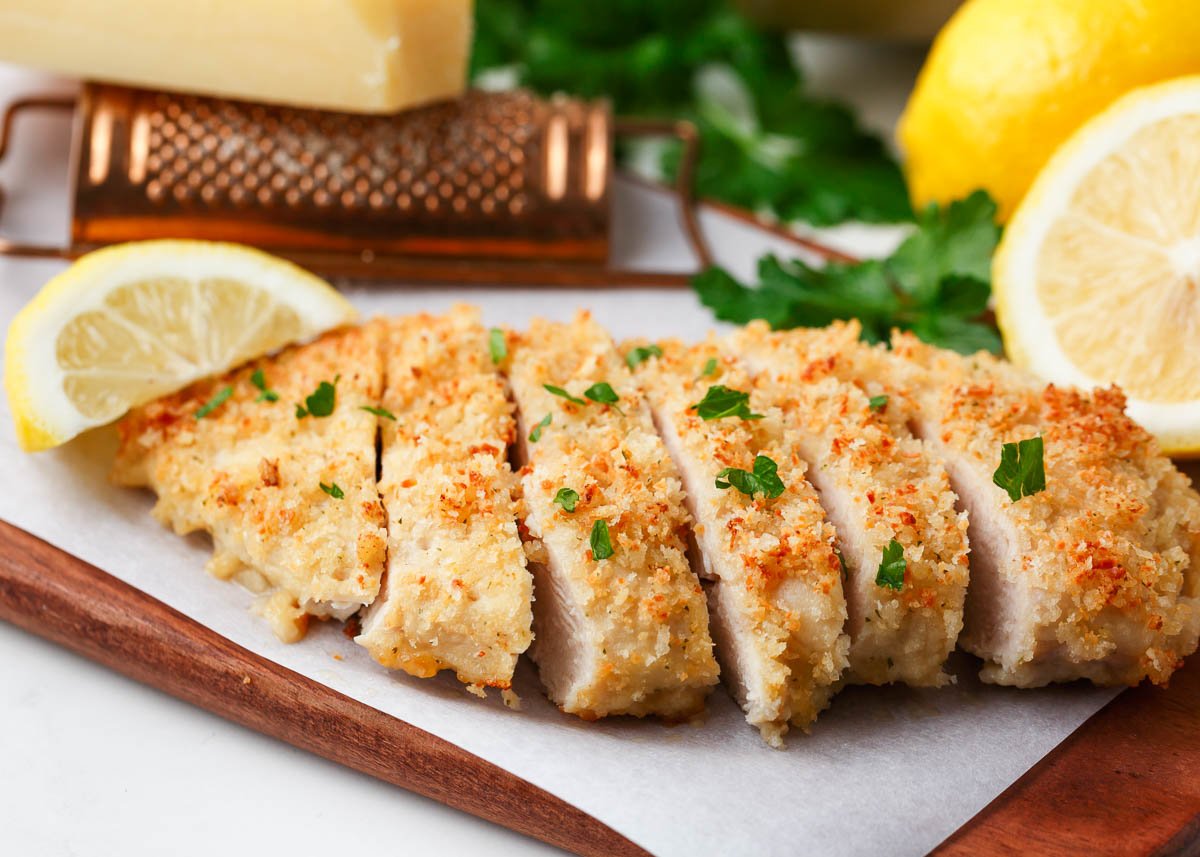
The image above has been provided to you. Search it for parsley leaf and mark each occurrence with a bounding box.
[553,487,580,513]
[195,386,233,419]
[700,357,718,378]
[690,385,763,421]
[529,412,552,443]
[589,519,614,561]
[470,2,909,226]
[320,481,345,500]
[693,190,1003,354]
[584,381,623,414]
[361,405,396,421]
[625,344,663,369]
[296,378,338,419]
[993,436,1046,502]
[868,394,889,412]
[715,454,785,499]
[250,369,279,403]
[876,539,906,590]
[544,384,586,406]
[489,327,507,364]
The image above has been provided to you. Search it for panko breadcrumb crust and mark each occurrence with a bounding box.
[630,337,849,745]
[505,312,719,720]
[111,325,387,642]
[355,307,533,694]
[884,331,1200,687]
[732,322,970,688]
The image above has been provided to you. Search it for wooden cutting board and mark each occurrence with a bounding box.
[0,516,1196,857]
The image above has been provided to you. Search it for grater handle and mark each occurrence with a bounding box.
[612,116,713,270]
[0,95,78,261]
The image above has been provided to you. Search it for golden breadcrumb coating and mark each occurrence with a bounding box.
[111,325,387,642]
[629,337,849,745]
[883,331,1200,687]
[732,322,970,688]
[505,312,719,720]
[356,307,533,694]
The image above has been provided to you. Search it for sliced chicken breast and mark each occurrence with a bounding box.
[504,312,719,720]
[628,338,849,745]
[881,332,1200,686]
[731,322,970,687]
[356,307,533,695]
[112,325,388,642]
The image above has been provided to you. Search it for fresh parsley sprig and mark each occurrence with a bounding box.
[361,405,396,421]
[693,191,1003,355]
[993,436,1046,502]
[553,488,579,513]
[250,369,279,403]
[690,385,763,421]
[589,519,614,561]
[876,539,906,590]
[489,328,507,364]
[195,386,233,420]
[296,376,338,419]
[584,382,623,414]
[544,384,586,406]
[528,413,551,443]
[715,454,784,499]
[470,1,910,226]
[625,344,663,369]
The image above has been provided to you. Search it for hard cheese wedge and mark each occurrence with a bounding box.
[0,0,470,113]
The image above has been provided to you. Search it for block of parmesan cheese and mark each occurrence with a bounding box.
[0,0,471,113]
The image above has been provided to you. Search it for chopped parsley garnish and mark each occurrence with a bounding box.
[250,369,279,403]
[715,454,785,499]
[868,394,889,412]
[690,385,763,421]
[544,384,586,406]
[589,519,614,561]
[553,487,579,513]
[528,412,551,443]
[296,377,338,419]
[692,190,1003,355]
[584,381,623,414]
[625,344,662,369]
[836,550,849,581]
[195,386,233,419]
[360,405,396,421]
[488,327,507,364]
[700,357,719,378]
[993,436,1046,502]
[320,481,345,500]
[876,539,906,590]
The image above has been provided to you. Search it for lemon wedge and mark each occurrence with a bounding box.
[5,240,356,451]
[995,76,1200,455]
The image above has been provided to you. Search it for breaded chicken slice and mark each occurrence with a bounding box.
[628,338,849,745]
[112,325,387,642]
[356,307,533,696]
[881,332,1200,687]
[504,312,719,720]
[731,322,970,687]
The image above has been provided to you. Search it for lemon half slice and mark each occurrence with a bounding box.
[5,240,356,451]
[994,76,1200,455]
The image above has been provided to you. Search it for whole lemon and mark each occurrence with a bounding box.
[898,0,1200,221]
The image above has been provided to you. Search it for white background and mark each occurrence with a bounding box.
[0,38,1042,857]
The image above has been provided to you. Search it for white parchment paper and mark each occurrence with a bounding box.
[0,181,1118,857]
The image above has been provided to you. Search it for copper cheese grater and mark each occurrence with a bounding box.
[0,84,712,286]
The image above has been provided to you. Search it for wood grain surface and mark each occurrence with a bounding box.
[0,519,650,857]
[934,654,1200,857]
